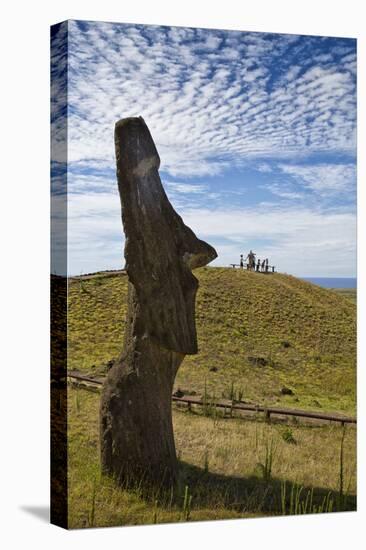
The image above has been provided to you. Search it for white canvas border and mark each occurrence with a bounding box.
[1,1,364,548]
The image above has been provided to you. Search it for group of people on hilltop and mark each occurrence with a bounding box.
[240,250,270,272]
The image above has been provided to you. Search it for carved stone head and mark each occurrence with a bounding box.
[115,117,217,354]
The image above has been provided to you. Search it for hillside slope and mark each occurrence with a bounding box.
[67,268,356,414]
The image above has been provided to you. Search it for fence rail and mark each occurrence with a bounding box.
[66,370,356,425]
[230,263,276,273]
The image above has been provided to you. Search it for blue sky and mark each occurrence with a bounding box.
[52,20,357,276]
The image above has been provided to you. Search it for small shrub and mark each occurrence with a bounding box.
[281,427,297,445]
[255,437,276,481]
[153,499,159,524]
[281,482,334,515]
[280,386,294,395]
[182,485,192,521]
[338,424,346,510]
[248,356,268,367]
[203,449,209,473]
[224,382,244,402]
[88,476,97,527]
[75,390,80,412]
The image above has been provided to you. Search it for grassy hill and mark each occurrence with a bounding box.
[333,288,357,305]
[66,267,356,527]
[68,267,356,415]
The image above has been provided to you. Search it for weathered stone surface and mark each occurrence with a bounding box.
[100,117,217,485]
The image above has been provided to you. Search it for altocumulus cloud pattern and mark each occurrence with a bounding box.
[52,20,357,277]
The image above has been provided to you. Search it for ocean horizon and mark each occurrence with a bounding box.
[300,277,357,289]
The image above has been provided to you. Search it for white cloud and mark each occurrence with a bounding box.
[181,206,356,276]
[256,163,273,173]
[164,181,208,194]
[63,21,356,179]
[67,192,123,274]
[53,22,357,276]
[264,182,304,200]
[66,193,356,277]
[278,163,356,196]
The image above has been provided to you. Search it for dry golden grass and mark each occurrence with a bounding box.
[174,406,356,493]
[67,387,356,528]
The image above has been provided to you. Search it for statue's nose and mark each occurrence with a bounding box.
[182,240,217,270]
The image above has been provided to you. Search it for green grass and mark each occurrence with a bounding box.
[68,268,356,415]
[332,288,357,305]
[66,268,356,528]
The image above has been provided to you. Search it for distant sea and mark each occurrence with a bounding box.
[301,277,357,289]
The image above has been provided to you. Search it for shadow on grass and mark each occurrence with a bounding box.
[173,461,356,516]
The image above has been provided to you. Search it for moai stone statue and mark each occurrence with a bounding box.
[100,117,217,486]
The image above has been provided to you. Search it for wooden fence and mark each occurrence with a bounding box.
[66,370,356,426]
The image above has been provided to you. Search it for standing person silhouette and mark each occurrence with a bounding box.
[245,250,256,270]
[256,259,261,272]
[261,259,266,272]
[240,254,244,268]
